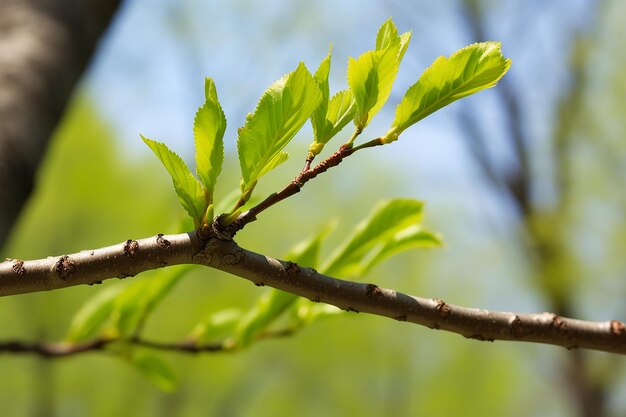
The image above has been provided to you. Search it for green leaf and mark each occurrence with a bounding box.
[348,19,411,131]
[65,285,125,342]
[321,199,425,277]
[313,47,332,111]
[111,266,190,337]
[308,46,356,156]
[194,78,226,205]
[293,299,343,326]
[385,41,511,142]
[234,223,334,348]
[376,18,411,63]
[324,90,356,139]
[204,77,219,103]
[348,49,398,130]
[131,353,178,392]
[360,225,442,275]
[142,136,206,226]
[375,18,400,51]
[72,267,189,340]
[310,48,332,149]
[398,32,411,63]
[285,219,336,267]
[309,90,356,157]
[237,62,322,194]
[187,309,243,346]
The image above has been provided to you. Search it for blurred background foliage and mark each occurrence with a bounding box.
[1,0,625,416]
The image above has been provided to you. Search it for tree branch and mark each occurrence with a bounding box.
[1,232,624,354]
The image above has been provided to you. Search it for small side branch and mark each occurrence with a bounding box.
[224,143,358,236]
[0,233,624,354]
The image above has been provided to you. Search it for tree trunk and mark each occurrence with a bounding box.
[0,0,121,249]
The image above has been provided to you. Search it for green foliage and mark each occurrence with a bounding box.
[237,62,322,197]
[66,266,190,342]
[108,17,508,391]
[384,41,511,143]
[142,19,510,229]
[359,224,441,275]
[65,285,125,342]
[192,197,440,351]
[187,309,243,346]
[309,48,356,157]
[194,78,226,206]
[108,266,190,337]
[322,199,439,277]
[233,222,333,348]
[348,18,410,131]
[141,136,206,227]
[142,78,227,227]
[130,353,178,392]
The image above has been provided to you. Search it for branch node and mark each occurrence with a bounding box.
[365,283,383,297]
[156,234,171,249]
[610,320,625,336]
[551,314,577,340]
[285,261,301,275]
[510,315,530,339]
[11,260,26,276]
[123,240,139,257]
[434,298,451,319]
[54,256,76,281]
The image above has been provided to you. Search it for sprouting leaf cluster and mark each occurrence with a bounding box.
[97,17,511,389]
[142,18,510,230]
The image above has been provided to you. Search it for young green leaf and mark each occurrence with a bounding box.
[110,266,190,337]
[204,77,219,103]
[65,285,125,342]
[321,199,425,277]
[375,18,400,51]
[359,225,442,275]
[131,353,178,392]
[142,136,206,226]
[376,18,411,64]
[348,19,411,131]
[194,78,226,205]
[384,41,511,143]
[308,89,357,157]
[310,48,332,151]
[312,47,331,116]
[308,47,357,157]
[237,62,322,195]
[348,48,398,130]
[234,222,334,348]
[187,309,243,346]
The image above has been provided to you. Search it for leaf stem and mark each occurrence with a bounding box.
[218,134,388,238]
[345,127,363,146]
[350,137,385,152]
[220,144,356,236]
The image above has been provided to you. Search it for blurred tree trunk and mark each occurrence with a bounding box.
[0,0,122,250]
[458,1,611,417]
